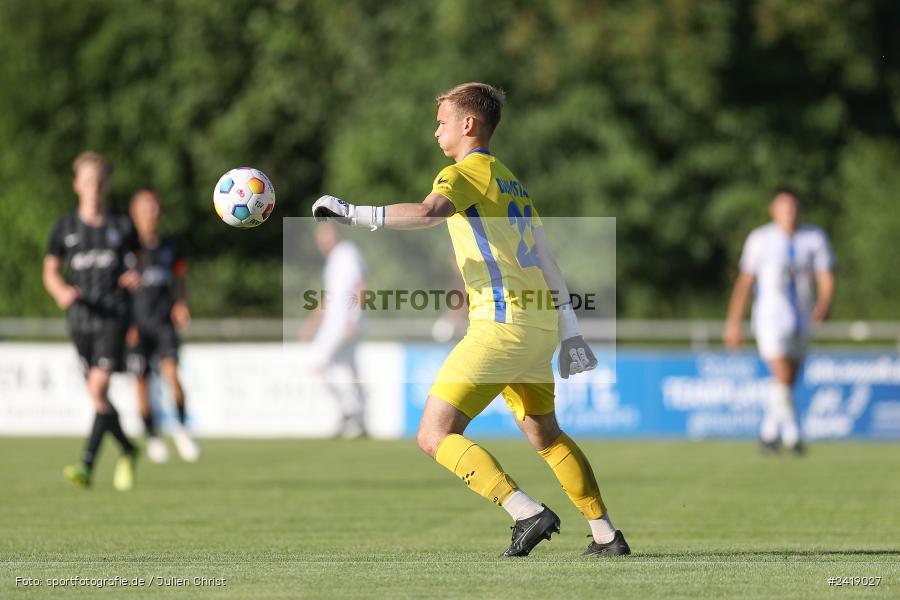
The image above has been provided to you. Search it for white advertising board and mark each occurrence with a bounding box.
[0,343,405,438]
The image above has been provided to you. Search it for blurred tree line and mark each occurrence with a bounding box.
[1,0,897,319]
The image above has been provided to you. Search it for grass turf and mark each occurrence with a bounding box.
[0,438,897,599]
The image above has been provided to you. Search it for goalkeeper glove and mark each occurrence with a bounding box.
[312,195,385,230]
[557,301,597,379]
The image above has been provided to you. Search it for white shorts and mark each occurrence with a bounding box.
[755,331,810,362]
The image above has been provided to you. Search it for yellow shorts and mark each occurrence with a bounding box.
[429,320,558,421]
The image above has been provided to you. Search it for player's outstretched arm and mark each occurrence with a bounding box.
[724,272,755,348]
[382,194,457,229]
[312,193,455,230]
[533,227,597,379]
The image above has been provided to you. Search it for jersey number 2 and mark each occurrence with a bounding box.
[507,201,540,269]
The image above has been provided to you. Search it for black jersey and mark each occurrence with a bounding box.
[46,210,139,329]
[133,236,186,327]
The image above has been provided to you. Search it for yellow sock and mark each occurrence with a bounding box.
[538,432,606,519]
[434,434,517,506]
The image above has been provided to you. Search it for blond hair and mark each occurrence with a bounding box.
[72,151,112,177]
[436,82,506,134]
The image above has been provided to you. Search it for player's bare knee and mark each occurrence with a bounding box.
[417,427,450,459]
[159,359,178,382]
[415,430,431,456]
[526,430,558,452]
[86,370,111,399]
[519,414,562,451]
[87,388,111,413]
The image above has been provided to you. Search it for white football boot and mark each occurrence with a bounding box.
[173,427,201,462]
[146,436,169,464]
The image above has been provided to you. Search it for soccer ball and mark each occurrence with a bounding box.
[213,167,276,228]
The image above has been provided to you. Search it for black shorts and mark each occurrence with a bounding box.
[127,323,180,377]
[71,323,127,374]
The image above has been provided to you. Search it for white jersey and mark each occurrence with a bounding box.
[739,222,834,337]
[313,240,366,362]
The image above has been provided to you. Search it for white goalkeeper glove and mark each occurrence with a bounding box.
[557,301,597,379]
[312,195,385,231]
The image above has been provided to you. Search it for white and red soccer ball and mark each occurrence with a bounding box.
[213,167,276,228]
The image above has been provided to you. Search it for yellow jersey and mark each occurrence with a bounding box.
[431,149,557,332]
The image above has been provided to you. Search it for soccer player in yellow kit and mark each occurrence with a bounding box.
[312,83,630,557]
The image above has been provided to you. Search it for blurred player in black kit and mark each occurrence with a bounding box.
[127,189,199,462]
[43,151,140,491]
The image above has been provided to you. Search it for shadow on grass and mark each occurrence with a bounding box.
[637,549,900,559]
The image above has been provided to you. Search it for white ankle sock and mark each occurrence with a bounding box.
[588,513,616,544]
[502,490,543,521]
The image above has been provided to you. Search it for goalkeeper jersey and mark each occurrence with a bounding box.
[431,149,557,332]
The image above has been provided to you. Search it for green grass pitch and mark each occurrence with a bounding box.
[1,438,897,598]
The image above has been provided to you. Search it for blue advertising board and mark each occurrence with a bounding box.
[403,348,900,440]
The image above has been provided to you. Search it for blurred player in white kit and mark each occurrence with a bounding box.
[724,189,835,454]
[301,222,368,438]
